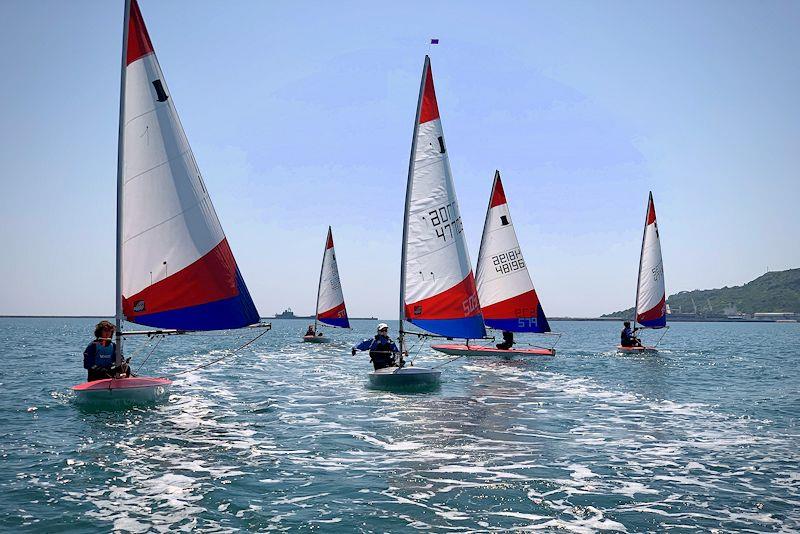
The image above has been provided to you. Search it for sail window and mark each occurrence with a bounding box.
[152,79,169,102]
[500,215,509,226]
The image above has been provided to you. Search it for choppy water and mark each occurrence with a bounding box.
[0,317,798,532]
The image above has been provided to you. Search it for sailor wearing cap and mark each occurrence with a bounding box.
[351,323,402,370]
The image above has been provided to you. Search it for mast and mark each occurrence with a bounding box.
[632,191,652,329]
[399,55,429,354]
[115,0,132,365]
[313,227,329,334]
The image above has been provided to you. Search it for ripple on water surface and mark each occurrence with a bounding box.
[0,318,798,531]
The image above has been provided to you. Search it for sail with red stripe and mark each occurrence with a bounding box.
[635,192,666,328]
[316,227,349,328]
[120,0,259,330]
[475,171,550,333]
[400,56,485,339]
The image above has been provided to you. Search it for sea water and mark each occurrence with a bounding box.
[0,317,797,532]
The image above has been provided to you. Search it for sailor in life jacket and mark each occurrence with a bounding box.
[620,321,641,347]
[351,323,403,370]
[83,320,130,381]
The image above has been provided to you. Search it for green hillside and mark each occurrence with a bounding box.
[602,268,800,318]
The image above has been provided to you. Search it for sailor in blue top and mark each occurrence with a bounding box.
[620,321,641,347]
[352,323,403,370]
[83,320,130,381]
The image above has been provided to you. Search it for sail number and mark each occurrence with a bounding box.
[493,248,525,274]
[462,293,480,315]
[427,201,463,243]
[651,262,664,282]
[329,275,341,292]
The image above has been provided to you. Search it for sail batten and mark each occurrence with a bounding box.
[316,227,349,328]
[475,171,550,333]
[634,192,666,328]
[401,57,485,340]
[120,0,259,330]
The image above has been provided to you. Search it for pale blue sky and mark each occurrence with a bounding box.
[1,1,798,318]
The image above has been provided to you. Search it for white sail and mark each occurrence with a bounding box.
[401,56,485,340]
[316,227,349,328]
[635,192,666,328]
[475,171,550,333]
[119,0,258,330]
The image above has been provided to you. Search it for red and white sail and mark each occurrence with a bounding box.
[635,192,666,328]
[120,0,258,330]
[401,56,485,339]
[475,171,550,333]
[316,227,349,328]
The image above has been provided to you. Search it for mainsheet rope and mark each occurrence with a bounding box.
[133,334,164,374]
[404,333,467,370]
[653,326,670,348]
[166,328,271,377]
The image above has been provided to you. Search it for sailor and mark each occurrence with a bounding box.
[496,330,515,350]
[620,321,641,347]
[351,323,403,370]
[83,320,130,381]
[305,325,315,336]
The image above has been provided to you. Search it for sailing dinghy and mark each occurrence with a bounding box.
[617,192,666,353]
[376,55,486,387]
[433,171,557,357]
[304,227,349,343]
[72,0,263,403]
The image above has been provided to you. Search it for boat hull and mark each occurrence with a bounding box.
[432,343,555,357]
[368,366,441,388]
[616,345,658,353]
[303,335,330,343]
[71,376,172,404]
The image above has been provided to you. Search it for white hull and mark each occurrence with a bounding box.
[368,366,441,388]
[616,345,658,354]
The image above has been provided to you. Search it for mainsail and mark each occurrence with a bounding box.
[634,192,666,328]
[475,171,550,333]
[316,227,349,328]
[118,0,259,330]
[400,56,485,340]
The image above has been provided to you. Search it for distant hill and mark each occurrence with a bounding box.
[602,268,800,318]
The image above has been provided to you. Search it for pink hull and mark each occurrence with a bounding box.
[432,344,555,357]
[72,376,172,403]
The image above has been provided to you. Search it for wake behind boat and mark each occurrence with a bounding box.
[616,192,667,353]
[72,0,264,405]
[303,226,350,343]
[432,171,557,358]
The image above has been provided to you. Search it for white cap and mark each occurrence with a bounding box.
[377,323,389,332]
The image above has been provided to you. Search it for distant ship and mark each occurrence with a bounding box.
[273,308,377,320]
[274,308,312,319]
